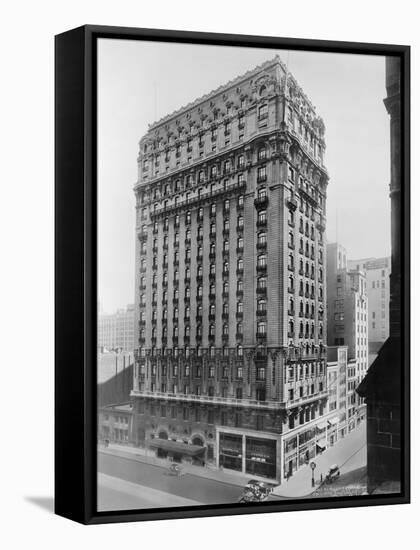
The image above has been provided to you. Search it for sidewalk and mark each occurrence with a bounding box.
[99,442,254,488]
[272,422,367,498]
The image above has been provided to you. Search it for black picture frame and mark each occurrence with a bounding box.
[55,24,410,525]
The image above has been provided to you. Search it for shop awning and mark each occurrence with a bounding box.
[317,421,328,430]
[149,439,206,456]
[316,438,327,449]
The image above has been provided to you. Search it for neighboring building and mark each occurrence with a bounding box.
[98,304,135,352]
[98,402,133,444]
[97,352,134,407]
[131,56,330,482]
[357,57,402,495]
[326,345,363,443]
[348,257,391,352]
[327,242,369,383]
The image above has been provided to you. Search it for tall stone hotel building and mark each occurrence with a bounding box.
[131,57,329,482]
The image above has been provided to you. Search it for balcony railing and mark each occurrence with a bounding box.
[130,388,287,410]
[150,181,246,218]
[254,195,268,208]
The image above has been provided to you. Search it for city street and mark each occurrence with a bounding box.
[272,422,367,498]
[98,473,200,511]
[98,452,244,509]
[98,423,367,509]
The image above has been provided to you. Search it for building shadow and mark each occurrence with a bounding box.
[25,496,54,514]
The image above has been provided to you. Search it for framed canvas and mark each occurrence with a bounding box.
[55,25,410,525]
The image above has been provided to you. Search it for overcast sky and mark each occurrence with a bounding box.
[98,39,390,314]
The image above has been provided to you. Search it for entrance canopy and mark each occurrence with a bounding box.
[149,439,206,456]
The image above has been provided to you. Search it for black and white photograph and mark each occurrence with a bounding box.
[3,0,419,545]
[95,37,406,513]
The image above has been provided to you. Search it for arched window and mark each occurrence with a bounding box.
[237,322,243,334]
[209,324,215,336]
[289,320,294,335]
[257,254,267,268]
[257,209,267,223]
[257,321,267,335]
[237,258,244,270]
[223,324,228,336]
[237,345,243,357]
[288,275,294,291]
[257,298,267,312]
[258,232,267,245]
[223,302,229,315]
[223,281,229,294]
[288,232,294,247]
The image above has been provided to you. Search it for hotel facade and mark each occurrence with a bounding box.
[131,57,330,482]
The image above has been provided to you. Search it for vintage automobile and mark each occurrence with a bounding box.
[325,464,341,484]
[238,480,274,503]
[167,462,183,476]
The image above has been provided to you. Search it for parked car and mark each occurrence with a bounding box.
[325,464,341,484]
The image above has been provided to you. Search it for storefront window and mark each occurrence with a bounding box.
[245,437,276,479]
[219,433,242,472]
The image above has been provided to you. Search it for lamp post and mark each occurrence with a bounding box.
[310,461,316,488]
